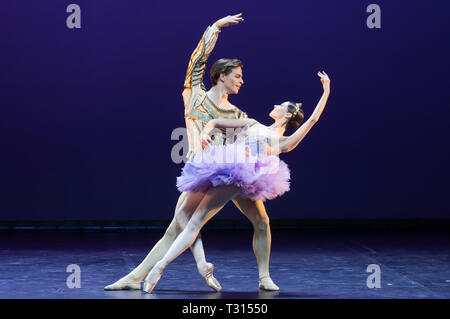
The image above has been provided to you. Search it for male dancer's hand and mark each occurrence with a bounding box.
[215,13,244,28]
[201,132,212,149]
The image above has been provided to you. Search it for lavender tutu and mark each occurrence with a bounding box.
[176,142,290,201]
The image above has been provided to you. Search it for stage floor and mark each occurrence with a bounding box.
[0,229,449,299]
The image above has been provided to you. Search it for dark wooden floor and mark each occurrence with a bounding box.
[0,229,449,299]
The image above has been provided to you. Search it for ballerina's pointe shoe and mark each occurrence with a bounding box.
[259,275,280,291]
[142,266,163,293]
[199,263,222,292]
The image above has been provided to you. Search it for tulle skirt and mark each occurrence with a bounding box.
[176,142,290,201]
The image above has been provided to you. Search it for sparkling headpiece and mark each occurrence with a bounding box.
[292,103,303,118]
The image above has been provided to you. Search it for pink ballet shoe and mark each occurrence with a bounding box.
[200,262,222,292]
[143,266,163,293]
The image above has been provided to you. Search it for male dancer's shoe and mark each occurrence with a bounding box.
[104,275,141,290]
[259,275,280,291]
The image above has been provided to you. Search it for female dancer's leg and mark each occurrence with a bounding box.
[143,185,241,293]
[104,191,213,290]
[173,191,223,290]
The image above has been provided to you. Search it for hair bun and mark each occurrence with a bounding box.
[285,101,304,130]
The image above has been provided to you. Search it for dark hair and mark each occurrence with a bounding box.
[285,101,304,130]
[210,59,243,86]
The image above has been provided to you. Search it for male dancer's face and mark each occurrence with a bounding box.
[220,67,244,95]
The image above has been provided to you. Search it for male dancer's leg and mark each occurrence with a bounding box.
[104,191,210,290]
[232,196,279,291]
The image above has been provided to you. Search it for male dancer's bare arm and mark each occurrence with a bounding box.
[201,118,257,147]
[204,118,257,132]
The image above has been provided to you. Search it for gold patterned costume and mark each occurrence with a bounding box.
[182,23,247,159]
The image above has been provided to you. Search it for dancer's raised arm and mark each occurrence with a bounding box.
[277,71,330,153]
[183,14,244,113]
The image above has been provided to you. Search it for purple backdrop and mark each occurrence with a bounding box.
[1,0,449,220]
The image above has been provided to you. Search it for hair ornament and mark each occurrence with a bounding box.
[291,103,303,118]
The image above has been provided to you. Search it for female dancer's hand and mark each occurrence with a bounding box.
[318,71,330,92]
[215,13,244,28]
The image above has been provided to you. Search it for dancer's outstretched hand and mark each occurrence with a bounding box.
[318,71,330,92]
[215,13,244,28]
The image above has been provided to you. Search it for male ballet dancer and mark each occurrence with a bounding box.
[105,13,279,291]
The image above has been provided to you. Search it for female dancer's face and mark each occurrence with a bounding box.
[220,67,244,95]
[269,102,291,120]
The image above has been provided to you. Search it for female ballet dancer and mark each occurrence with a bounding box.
[143,71,331,293]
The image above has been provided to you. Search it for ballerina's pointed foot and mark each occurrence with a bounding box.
[104,276,141,291]
[259,276,279,291]
[200,262,222,292]
[143,265,163,293]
